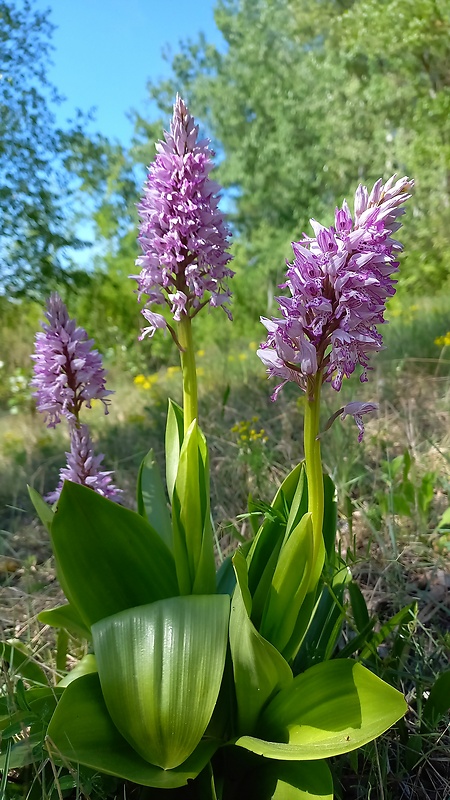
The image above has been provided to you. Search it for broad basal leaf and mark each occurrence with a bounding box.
[50,481,178,627]
[47,673,219,788]
[92,594,230,769]
[236,659,406,759]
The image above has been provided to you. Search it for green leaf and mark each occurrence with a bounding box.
[322,474,337,563]
[165,398,184,502]
[50,481,178,627]
[266,759,333,799]
[171,420,216,595]
[47,673,219,788]
[236,659,407,759]
[0,640,48,685]
[137,449,172,548]
[348,581,371,633]
[294,559,351,671]
[38,603,91,640]
[247,463,306,627]
[422,671,450,730]
[92,594,230,769]
[230,551,292,735]
[58,654,98,687]
[28,485,54,532]
[260,513,313,656]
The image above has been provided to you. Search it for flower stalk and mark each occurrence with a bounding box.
[177,313,198,433]
[304,372,325,586]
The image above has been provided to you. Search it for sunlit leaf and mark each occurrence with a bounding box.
[230,551,292,734]
[47,673,219,788]
[92,594,230,769]
[236,659,406,759]
[165,398,184,502]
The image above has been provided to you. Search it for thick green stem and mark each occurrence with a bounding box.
[177,313,198,434]
[304,372,325,586]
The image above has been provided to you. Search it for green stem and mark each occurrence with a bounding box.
[304,372,325,586]
[177,313,198,434]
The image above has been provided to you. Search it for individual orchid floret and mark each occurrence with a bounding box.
[31,293,112,428]
[46,424,122,504]
[258,175,414,399]
[320,401,378,443]
[132,95,234,338]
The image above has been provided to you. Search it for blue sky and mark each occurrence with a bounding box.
[34,0,224,145]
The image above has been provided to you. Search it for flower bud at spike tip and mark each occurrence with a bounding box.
[132,94,234,338]
[258,175,414,398]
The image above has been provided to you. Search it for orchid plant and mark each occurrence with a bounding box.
[2,97,414,799]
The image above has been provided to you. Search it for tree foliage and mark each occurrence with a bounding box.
[136,0,450,303]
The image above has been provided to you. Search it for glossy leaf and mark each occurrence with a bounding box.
[50,481,178,627]
[38,603,91,640]
[47,673,219,788]
[92,594,230,769]
[137,448,172,548]
[165,398,184,502]
[236,659,407,759]
[260,513,313,655]
[230,551,292,734]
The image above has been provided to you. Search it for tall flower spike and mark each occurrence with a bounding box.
[132,95,234,335]
[46,424,122,504]
[258,175,414,398]
[31,293,112,428]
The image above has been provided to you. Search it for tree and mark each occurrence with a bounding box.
[135,0,450,300]
[0,1,123,298]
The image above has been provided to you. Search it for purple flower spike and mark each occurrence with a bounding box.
[133,95,234,336]
[31,293,112,428]
[46,424,122,504]
[258,175,414,398]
